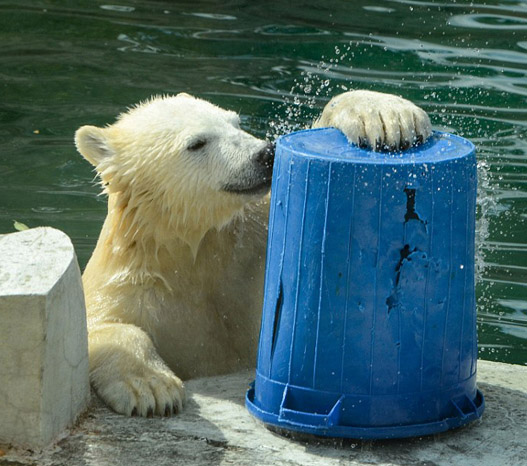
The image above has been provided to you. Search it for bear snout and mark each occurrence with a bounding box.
[255,142,275,171]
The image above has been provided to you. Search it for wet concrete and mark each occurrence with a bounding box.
[1,360,525,466]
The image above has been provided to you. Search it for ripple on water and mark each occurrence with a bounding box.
[100,4,135,13]
[117,33,162,54]
[448,13,527,30]
[362,6,396,13]
[183,12,237,21]
[254,24,331,36]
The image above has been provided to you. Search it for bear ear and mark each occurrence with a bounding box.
[75,125,115,167]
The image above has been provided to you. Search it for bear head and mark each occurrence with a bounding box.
[75,93,274,253]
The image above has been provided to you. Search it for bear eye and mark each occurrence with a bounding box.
[187,138,207,151]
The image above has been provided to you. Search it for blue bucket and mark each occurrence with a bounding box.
[246,128,484,439]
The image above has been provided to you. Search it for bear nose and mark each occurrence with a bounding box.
[256,142,275,170]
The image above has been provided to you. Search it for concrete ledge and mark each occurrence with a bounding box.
[1,360,525,465]
[0,227,90,449]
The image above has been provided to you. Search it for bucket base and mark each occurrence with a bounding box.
[246,386,484,440]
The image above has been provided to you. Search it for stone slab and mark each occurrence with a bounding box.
[1,360,525,465]
[0,227,90,449]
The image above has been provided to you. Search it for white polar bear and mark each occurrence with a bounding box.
[75,90,431,417]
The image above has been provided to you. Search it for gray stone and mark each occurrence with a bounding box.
[0,227,90,449]
[1,360,525,465]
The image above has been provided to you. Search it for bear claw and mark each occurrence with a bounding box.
[314,90,432,152]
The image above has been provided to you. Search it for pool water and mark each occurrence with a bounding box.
[1,0,526,365]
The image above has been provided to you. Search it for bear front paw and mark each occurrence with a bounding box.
[89,323,187,417]
[95,370,185,417]
[314,90,432,151]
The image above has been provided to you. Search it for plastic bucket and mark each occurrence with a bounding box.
[246,128,484,439]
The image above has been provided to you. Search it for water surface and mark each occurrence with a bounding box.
[1,0,526,364]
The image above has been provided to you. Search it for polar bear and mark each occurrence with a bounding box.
[75,90,431,417]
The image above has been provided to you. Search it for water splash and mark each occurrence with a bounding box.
[475,159,496,280]
[267,43,355,141]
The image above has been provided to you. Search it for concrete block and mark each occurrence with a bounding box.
[0,227,90,449]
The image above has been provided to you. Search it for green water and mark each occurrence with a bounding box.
[1,0,526,365]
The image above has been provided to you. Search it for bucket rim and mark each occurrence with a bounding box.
[276,129,476,166]
[245,386,484,440]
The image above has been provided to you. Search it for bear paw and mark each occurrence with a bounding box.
[96,370,185,417]
[89,323,186,417]
[314,90,432,151]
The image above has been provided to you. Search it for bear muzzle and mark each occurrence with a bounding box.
[222,142,275,196]
[255,142,275,171]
